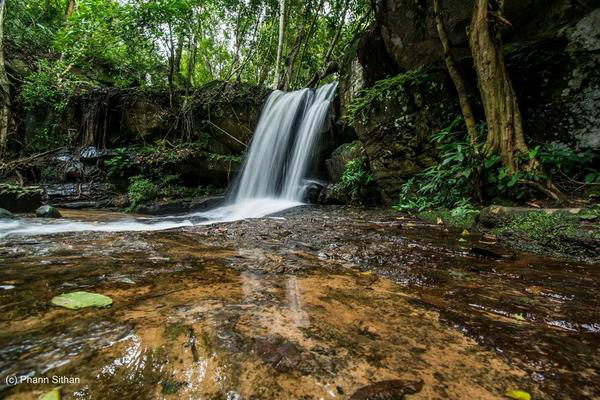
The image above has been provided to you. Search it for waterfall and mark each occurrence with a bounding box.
[199,82,337,221]
[233,83,337,202]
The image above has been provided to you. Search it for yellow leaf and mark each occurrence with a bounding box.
[461,229,470,237]
[360,271,373,276]
[39,388,61,400]
[504,389,531,400]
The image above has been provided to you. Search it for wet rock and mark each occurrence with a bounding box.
[302,181,326,204]
[134,196,224,215]
[0,208,16,219]
[254,335,303,372]
[79,146,113,163]
[349,379,424,400]
[318,184,345,205]
[42,183,115,204]
[0,184,43,213]
[36,205,62,218]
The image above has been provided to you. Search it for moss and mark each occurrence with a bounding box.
[344,67,432,125]
[493,211,600,260]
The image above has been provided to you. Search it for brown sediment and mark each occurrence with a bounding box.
[1,206,598,399]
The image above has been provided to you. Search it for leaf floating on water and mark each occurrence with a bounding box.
[39,388,61,400]
[360,270,373,276]
[512,313,526,321]
[51,291,113,310]
[504,389,531,400]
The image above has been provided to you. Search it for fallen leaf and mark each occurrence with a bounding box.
[512,313,525,321]
[360,270,373,276]
[461,229,470,237]
[51,292,113,310]
[504,389,531,400]
[436,217,443,225]
[39,388,61,400]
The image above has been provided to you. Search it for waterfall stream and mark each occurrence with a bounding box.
[0,83,337,237]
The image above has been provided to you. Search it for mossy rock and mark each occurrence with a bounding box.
[51,292,113,310]
[0,184,43,213]
[36,205,62,219]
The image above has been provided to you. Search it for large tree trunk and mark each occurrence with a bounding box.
[433,0,478,145]
[0,0,12,156]
[469,0,528,171]
[273,0,286,88]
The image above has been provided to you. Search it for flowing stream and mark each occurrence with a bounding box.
[0,83,337,237]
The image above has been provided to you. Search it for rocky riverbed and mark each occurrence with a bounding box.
[1,206,599,399]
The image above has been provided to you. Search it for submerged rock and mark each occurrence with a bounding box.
[36,205,62,219]
[349,379,424,400]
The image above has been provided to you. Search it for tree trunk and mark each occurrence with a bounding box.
[66,0,77,17]
[469,0,528,171]
[433,0,478,145]
[0,0,12,156]
[273,0,286,88]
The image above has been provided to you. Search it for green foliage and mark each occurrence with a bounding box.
[19,60,79,112]
[394,116,600,214]
[127,176,160,206]
[345,68,431,125]
[333,154,374,204]
[394,117,486,213]
[105,148,135,178]
[6,0,371,90]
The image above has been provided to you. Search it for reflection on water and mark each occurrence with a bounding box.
[1,207,599,399]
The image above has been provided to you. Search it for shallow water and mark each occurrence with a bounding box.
[1,206,599,399]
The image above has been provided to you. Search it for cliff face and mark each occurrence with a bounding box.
[338,0,600,204]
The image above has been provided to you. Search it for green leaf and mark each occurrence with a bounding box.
[507,175,518,187]
[512,313,525,321]
[51,291,113,310]
[585,172,598,183]
[504,389,531,400]
[39,388,61,400]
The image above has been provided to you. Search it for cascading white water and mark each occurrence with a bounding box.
[197,82,337,221]
[235,83,337,201]
[0,83,337,237]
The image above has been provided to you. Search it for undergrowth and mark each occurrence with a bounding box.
[394,116,600,218]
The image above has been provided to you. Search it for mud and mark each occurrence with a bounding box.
[1,205,599,399]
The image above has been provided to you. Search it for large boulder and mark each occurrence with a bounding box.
[0,184,43,213]
[349,67,456,205]
[372,0,598,71]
